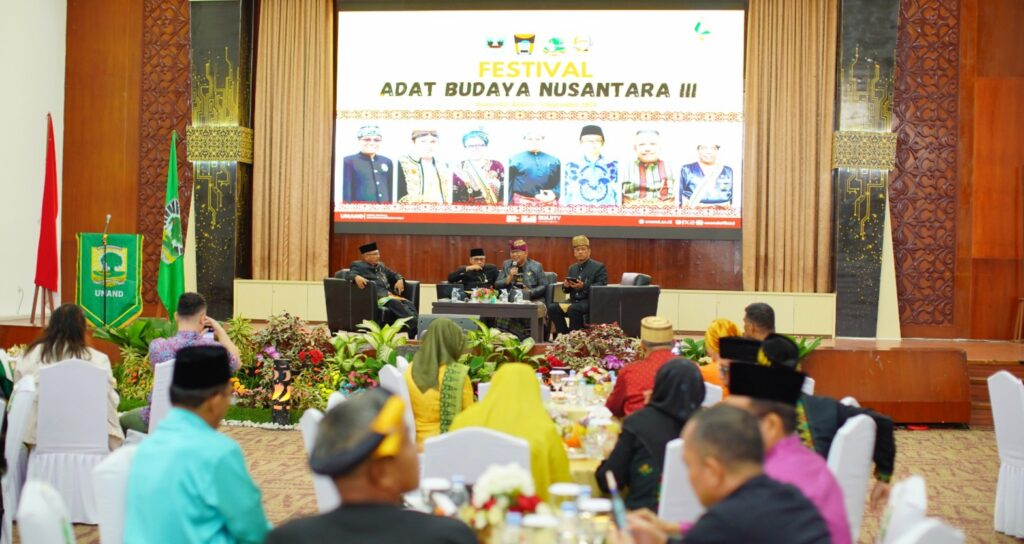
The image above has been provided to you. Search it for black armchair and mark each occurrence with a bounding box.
[324,271,421,332]
[547,271,659,337]
[436,282,462,301]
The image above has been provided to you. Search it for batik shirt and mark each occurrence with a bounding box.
[562,155,619,206]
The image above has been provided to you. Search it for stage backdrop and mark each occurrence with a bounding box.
[333,9,744,240]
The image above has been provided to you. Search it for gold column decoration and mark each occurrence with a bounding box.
[832,131,897,170]
[186,126,254,163]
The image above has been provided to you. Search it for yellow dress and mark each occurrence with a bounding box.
[450,363,572,501]
[404,364,474,449]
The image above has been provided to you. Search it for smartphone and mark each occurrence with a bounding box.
[604,471,629,531]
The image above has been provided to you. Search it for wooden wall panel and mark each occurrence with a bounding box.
[976,0,1024,78]
[61,0,143,303]
[329,234,742,290]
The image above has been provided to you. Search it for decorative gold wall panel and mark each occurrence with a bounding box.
[832,131,898,170]
[186,126,253,163]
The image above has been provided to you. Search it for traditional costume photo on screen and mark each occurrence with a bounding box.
[452,129,505,205]
[341,125,394,203]
[621,129,678,207]
[679,142,735,207]
[561,125,620,207]
[508,131,560,205]
[396,129,453,204]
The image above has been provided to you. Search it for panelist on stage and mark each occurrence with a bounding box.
[447,248,498,290]
[508,131,561,205]
[341,125,394,204]
[346,242,417,336]
[495,239,549,339]
[548,235,607,335]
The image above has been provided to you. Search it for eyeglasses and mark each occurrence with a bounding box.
[360,137,383,142]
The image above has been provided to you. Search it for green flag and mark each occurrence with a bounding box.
[157,131,184,318]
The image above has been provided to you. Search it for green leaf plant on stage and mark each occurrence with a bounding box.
[789,335,824,364]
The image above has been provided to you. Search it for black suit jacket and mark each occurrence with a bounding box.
[562,259,609,302]
[345,260,403,296]
[447,263,499,289]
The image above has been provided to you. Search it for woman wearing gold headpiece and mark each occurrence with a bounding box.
[449,363,571,502]
[403,318,474,449]
[703,318,741,395]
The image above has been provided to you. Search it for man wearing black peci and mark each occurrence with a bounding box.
[548,235,608,336]
[447,248,499,291]
[346,242,417,337]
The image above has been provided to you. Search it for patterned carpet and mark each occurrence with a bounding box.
[53,428,1017,543]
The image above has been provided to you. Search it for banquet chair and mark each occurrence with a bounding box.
[92,444,138,544]
[326,390,346,411]
[422,428,530,484]
[658,438,704,524]
[826,414,876,541]
[16,480,76,544]
[878,475,928,544]
[988,370,1024,537]
[2,376,36,544]
[378,365,416,444]
[148,358,175,433]
[802,376,816,395]
[890,517,964,544]
[702,383,723,407]
[26,360,111,523]
[299,409,341,512]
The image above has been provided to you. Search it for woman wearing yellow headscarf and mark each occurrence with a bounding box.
[703,318,740,395]
[403,318,474,449]
[449,363,571,502]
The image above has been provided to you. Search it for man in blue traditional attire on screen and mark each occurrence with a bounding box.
[508,130,561,206]
[341,125,394,203]
[561,125,620,206]
[680,141,735,207]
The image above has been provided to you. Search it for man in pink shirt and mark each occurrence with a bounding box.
[605,317,677,418]
[724,362,852,544]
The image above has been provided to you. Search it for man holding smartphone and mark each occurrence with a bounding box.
[548,235,608,336]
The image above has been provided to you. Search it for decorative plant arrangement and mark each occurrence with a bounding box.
[470,287,500,303]
[458,463,549,540]
[545,323,640,371]
[457,319,546,391]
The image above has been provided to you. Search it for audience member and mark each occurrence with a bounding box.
[621,404,830,544]
[447,248,498,290]
[548,235,608,336]
[124,345,269,543]
[724,362,851,544]
[403,318,474,449]
[606,317,676,418]
[760,333,897,509]
[266,389,476,543]
[449,363,571,501]
[597,360,705,510]
[701,318,740,394]
[19,303,123,451]
[743,302,775,340]
[119,292,241,433]
[345,242,418,337]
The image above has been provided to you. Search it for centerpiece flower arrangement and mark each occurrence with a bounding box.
[470,287,500,303]
[459,463,549,538]
[580,365,610,385]
[546,323,640,372]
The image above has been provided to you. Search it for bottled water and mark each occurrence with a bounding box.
[450,288,462,303]
[502,511,524,544]
[511,288,523,303]
[448,475,470,509]
[499,289,509,303]
[558,501,580,543]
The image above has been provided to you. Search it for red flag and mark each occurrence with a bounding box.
[34,114,59,291]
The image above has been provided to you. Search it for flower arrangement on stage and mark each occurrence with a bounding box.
[460,463,549,534]
[470,287,500,303]
[546,323,640,371]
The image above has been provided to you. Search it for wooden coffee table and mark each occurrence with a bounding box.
[432,300,548,343]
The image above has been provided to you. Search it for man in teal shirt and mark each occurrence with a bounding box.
[125,345,270,544]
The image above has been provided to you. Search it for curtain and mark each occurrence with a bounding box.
[252,0,333,280]
[742,0,838,292]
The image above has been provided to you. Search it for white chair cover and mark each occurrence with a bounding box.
[702,383,723,407]
[827,413,876,541]
[988,370,1024,537]
[890,517,964,544]
[26,360,111,524]
[298,409,341,512]
[840,396,860,407]
[378,365,417,444]
[422,427,530,484]
[879,475,928,544]
[396,356,410,371]
[2,376,36,544]
[657,438,705,524]
[148,359,176,433]
[92,444,137,544]
[802,376,816,395]
[326,391,346,411]
[16,480,76,544]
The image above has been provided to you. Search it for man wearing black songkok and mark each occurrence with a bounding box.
[345,242,418,336]
[447,247,498,290]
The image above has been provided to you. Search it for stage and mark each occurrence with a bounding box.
[2,315,1018,426]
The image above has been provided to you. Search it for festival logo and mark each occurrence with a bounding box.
[573,35,592,52]
[514,33,535,55]
[543,37,566,56]
[486,36,505,49]
[90,245,128,287]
